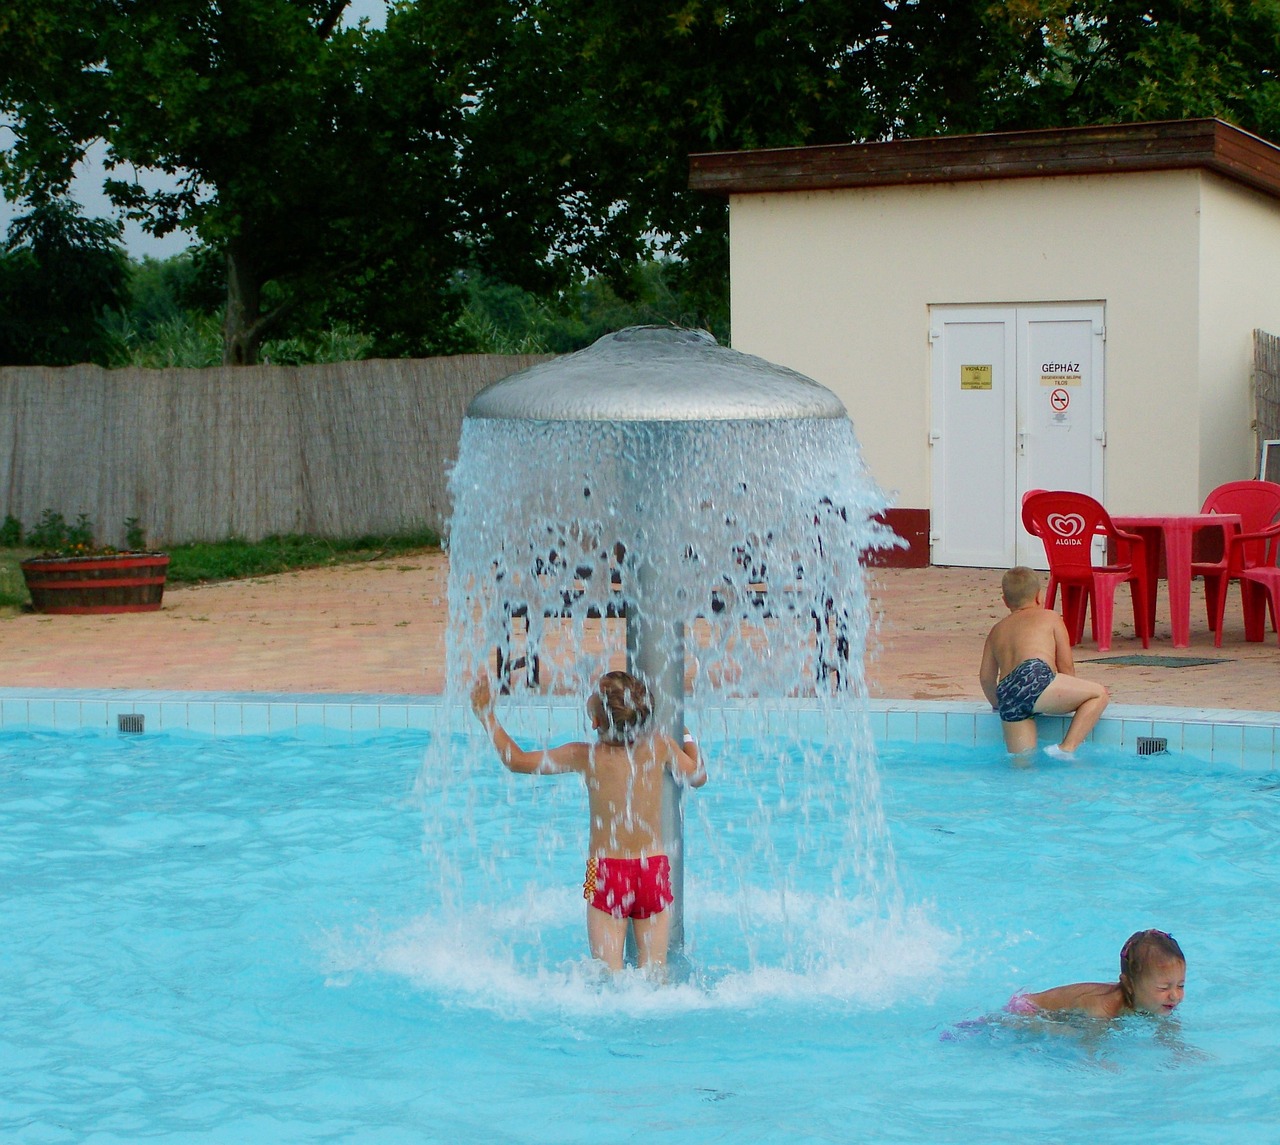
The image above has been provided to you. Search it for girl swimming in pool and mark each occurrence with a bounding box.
[1007,930,1186,1018]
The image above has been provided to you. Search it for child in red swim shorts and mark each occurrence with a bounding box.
[471,670,706,973]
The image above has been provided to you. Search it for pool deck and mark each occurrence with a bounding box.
[0,554,1275,712]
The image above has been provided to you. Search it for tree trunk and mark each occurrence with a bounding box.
[223,240,263,365]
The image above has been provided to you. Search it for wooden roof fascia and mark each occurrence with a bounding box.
[688,119,1280,204]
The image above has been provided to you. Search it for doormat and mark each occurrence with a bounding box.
[1079,655,1230,668]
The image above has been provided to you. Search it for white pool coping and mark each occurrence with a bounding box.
[2,687,1278,770]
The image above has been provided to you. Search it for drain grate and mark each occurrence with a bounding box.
[117,713,145,734]
[1136,736,1168,756]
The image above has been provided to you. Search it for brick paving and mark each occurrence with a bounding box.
[1,554,1276,711]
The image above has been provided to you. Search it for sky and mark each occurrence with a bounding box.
[1,0,389,261]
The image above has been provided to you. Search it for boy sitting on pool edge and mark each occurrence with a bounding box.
[470,669,706,974]
[978,566,1109,756]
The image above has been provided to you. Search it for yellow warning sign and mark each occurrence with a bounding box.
[960,364,993,391]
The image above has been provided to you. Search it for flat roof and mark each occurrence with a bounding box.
[689,118,1280,202]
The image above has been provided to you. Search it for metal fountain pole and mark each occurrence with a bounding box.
[626,555,687,954]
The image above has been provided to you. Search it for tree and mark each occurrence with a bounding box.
[946,1,1280,136]
[6,2,1280,364]
[0,197,128,365]
[422,0,1280,325]
[422,0,900,325]
[0,1,463,364]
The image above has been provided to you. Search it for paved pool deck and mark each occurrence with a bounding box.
[0,554,1275,712]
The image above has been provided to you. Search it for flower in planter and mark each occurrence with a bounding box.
[21,510,156,557]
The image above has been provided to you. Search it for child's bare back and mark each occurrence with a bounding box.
[983,604,1069,679]
[581,737,669,857]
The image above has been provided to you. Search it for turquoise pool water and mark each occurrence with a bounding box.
[3,728,1276,1142]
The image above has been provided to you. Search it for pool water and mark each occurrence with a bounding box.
[3,728,1277,1143]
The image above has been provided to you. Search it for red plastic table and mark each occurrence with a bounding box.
[1112,513,1242,648]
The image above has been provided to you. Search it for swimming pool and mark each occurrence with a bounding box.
[4,723,1276,1143]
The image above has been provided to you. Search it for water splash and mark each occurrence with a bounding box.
[426,346,905,984]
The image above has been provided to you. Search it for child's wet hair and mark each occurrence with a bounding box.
[593,671,653,743]
[1002,566,1042,608]
[1119,929,1184,1004]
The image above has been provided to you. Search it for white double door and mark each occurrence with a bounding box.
[929,304,1106,568]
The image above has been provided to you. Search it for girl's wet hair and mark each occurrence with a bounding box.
[1119,929,1184,1004]
[594,671,653,743]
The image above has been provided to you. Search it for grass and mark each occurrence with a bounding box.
[0,528,442,613]
[0,546,38,611]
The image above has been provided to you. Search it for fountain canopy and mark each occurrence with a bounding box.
[466,326,847,422]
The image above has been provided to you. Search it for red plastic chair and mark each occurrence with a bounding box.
[1019,487,1053,595]
[1021,490,1152,652]
[1240,566,1280,644]
[1190,480,1280,646]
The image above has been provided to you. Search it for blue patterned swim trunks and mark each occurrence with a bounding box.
[995,658,1055,722]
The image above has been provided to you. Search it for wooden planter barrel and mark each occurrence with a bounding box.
[20,553,170,614]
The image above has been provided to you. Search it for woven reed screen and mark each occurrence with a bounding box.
[0,355,551,546]
[1256,330,1280,478]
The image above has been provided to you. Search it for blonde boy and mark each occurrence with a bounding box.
[979,566,1109,756]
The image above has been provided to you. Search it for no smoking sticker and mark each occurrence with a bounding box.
[1050,388,1070,411]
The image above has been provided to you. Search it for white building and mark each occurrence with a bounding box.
[690,119,1280,567]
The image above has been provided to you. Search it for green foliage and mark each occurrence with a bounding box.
[124,517,147,551]
[25,509,98,554]
[101,303,375,368]
[258,323,376,366]
[0,547,34,610]
[96,249,723,363]
[1,0,463,364]
[946,1,1280,136]
[0,197,129,365]
[422,0,1280,324]
[119,250,224,342]
[17,509,160,555]
[6,1,1280,365]
[164,529,441,584]
[453,259,730,353]
[102,310,223,369]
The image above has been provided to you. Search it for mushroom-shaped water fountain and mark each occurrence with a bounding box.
[447,326,894,961]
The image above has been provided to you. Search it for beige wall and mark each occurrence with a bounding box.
[1197,172,1280,496]
[728,170,1206,514]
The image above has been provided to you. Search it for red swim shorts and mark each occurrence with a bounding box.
[583,855,673,920]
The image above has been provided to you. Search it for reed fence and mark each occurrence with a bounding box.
[0,355,551,547]
[1255,329,1280,479]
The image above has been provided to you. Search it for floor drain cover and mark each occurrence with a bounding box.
[1081,655,1228,668]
